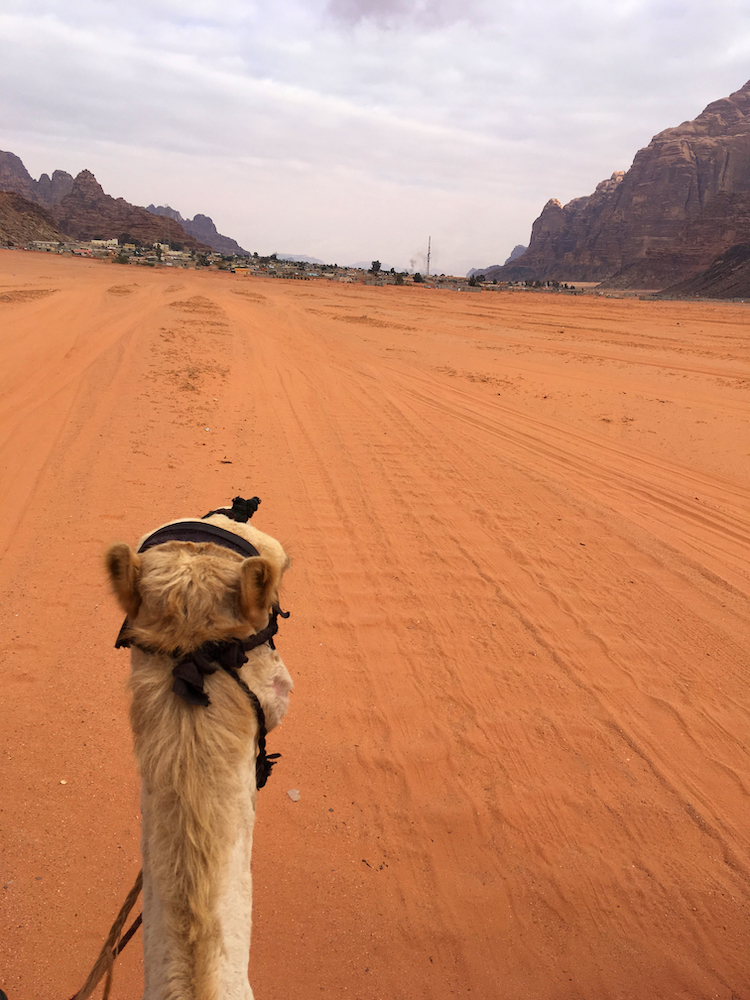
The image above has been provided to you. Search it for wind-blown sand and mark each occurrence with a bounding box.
[1,252,749,999]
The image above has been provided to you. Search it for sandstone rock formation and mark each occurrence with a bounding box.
[0,152,39,204]
[147,204,249,255]
[485,79,750,289]
[0,151,73,208]
[52,172,207,249]
[36,170,74,206]
[0,152,207,249]
[0,192,63,245]
[659,242,750,299]
[504,244,527,265]
[469,244,527,278]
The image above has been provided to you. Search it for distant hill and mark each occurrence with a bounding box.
[485,79,750,289]
[0,151,207,250]
[0,191,63,245]
[51,172,207,249]
[147,205,249,256]
[467,244,527,278]
[0,151,73,208]
[504,244,527,265]
[659,243,750,299]
[276,253,325,265]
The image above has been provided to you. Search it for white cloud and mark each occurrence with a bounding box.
[1,0,749,272]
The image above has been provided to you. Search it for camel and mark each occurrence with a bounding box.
[105,502,293,1000]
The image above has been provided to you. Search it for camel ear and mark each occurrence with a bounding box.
[239,556,278,621]
[106,543,142,619]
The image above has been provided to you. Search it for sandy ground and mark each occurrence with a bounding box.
[1,252,749,1000]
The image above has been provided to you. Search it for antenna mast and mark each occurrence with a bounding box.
[426,236,431,276]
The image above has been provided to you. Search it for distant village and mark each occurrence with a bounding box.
[23,237,482,289]
[21,237,583,293]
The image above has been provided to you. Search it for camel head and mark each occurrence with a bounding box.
[105,521,293,731]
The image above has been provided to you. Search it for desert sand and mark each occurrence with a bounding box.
[1,251,749,1000]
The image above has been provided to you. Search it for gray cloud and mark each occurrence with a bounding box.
[326,0,485,29]
[1,1,749,272]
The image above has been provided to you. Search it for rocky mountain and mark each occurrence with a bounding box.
[504,244,527,265]
[485,79,750,289]
[50,172,207,249]
[0,192,63,245]
[0,151,73,207]
[0,152,208,249]
[468,244,527,278]
[37,169,75,206]
[147,205,248,255]
[659,242,750,299]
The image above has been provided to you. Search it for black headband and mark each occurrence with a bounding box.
[138,521,260,559]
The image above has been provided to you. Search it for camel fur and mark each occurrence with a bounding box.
[106,514,293,1000]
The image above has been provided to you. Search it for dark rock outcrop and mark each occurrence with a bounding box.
[0,151,73,207]
[53,172,207,249]
[504,244,527,265]
[659,242,750,298]
[0,151,38,203]
[468,244,529,279]
[486,79,750,289]
[146,204,183,223]
[0,191,63,245]
[147,205,248,255]
[36,170,74,206]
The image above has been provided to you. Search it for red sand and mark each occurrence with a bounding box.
[1,252,749,999]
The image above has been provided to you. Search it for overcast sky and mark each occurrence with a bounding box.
[1,1,749,274]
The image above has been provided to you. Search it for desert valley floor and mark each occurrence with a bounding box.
[1,252,749,1000]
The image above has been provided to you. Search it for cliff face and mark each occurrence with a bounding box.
[0,152,38,203]
[52,172,207,249]
[184,214,249,255]
[0,151,73,207]
[147,204,249,255]
[487,80,750,288]
[0,192,63,245]
[36,170,74,205]
[659,242,750,299]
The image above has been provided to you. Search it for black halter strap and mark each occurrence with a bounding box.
[168,605,290,710]
[213,662,281,788]
[168,636,283,789]
[120,613,287,790]
[137,521,261,559]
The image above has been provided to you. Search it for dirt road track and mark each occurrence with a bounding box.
[1,252,749,999]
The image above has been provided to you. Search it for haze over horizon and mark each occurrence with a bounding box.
[2,1,750,275]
